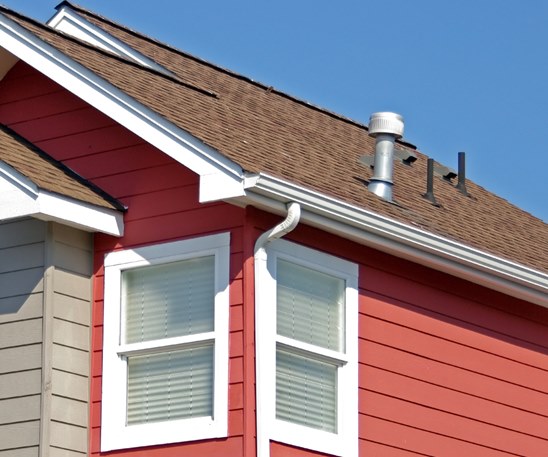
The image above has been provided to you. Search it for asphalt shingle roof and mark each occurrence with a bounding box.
[0,123,122,210]
[1,4,546,274]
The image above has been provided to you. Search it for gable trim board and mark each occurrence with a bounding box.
[0,10,245,203]
[0,8,546,309]
[0,161,123,235]
[47,4,175,76]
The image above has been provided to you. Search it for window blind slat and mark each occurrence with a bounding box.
[277,259,344,352]
[127,345,213,425]
[276,348,337,433]
[124,256,215,344]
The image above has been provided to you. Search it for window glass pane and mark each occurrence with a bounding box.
[124,256,214,343]
[277,259,345,352]
[276,348,337,432]
[127,344,213,425]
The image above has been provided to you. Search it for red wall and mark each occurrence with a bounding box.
[2,61,547,457]
[0,62,251,457]
[257,216,548,456]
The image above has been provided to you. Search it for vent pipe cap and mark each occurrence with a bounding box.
[368,112,404,138]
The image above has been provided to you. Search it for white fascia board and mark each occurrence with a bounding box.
[47,6,175,77]
[0,162,123,236]
[242,173,548,308]
[0,13,245,202]
[36,190,123,236]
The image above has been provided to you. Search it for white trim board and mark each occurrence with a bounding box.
[0,161,123,236]
[101,232,230,451]
[47,5,175,77]
[241,173,548,308]
[0,11,245,203]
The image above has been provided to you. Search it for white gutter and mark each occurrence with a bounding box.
[241,173,548,308]
[254,202,301,457]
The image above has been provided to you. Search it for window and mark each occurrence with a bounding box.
[101,233,230,451]
[256,239,358,457]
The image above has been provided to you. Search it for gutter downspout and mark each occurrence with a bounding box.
[254,202,301,457]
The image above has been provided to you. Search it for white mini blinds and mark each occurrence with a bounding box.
[122,257,215,425]
[256,239,358,457]
[101,233,229,451]
[276,259,345,432]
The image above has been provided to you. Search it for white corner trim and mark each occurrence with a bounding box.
[0,161,123,236]
[47,6,175,76]
[242,173,548,308]
[0,12,245,201]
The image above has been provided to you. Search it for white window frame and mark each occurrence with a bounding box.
[256,239,358,457]
[101,232,230,451]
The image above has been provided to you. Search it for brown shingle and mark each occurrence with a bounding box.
[2,6,546,274]
[0,123,122,211]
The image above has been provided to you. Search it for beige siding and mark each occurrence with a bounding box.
[53,269,91,301]
[0,448,39,457]
[51,395,88,427]
[0,221,93,456]
[0,293,42,324]
[48,224,92,455]
[0,370,41,399]
[0,219,45,249]
[53,293,90,326]
[0,344,42,374]
[0,395,41,425]
[0,319,42,348]
[51,370,88,402]
[0,220,45,455]
[49,422,87,454]
[52,318,89,351]
[0,421,40,449]
[51,342,90,377]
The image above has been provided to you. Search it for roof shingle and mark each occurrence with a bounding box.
[0,123,123,211]
[2,5,546,273]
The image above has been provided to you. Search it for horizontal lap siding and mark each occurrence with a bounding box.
[0,63,247,456]
[49,224,93,457]
[0,219,45,457]
[259,223,548,457]
[358,261,548,456]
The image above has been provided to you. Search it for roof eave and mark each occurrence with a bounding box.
[0,161,123,236]
[237,173,548,308]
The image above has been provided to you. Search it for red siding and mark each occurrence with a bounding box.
[0,62,250,457]
[281,222,548,456]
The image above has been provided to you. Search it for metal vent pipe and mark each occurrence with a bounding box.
[367,112,404,201]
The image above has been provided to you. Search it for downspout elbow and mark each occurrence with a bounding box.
[254,202,301,254]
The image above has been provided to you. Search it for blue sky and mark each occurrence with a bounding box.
[3,0,547,221]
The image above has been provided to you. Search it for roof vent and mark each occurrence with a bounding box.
[456,151,469,196]
[367,112,404,201]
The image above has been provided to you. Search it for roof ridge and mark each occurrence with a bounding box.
[57,1,419,147]
[0,123,126,211]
